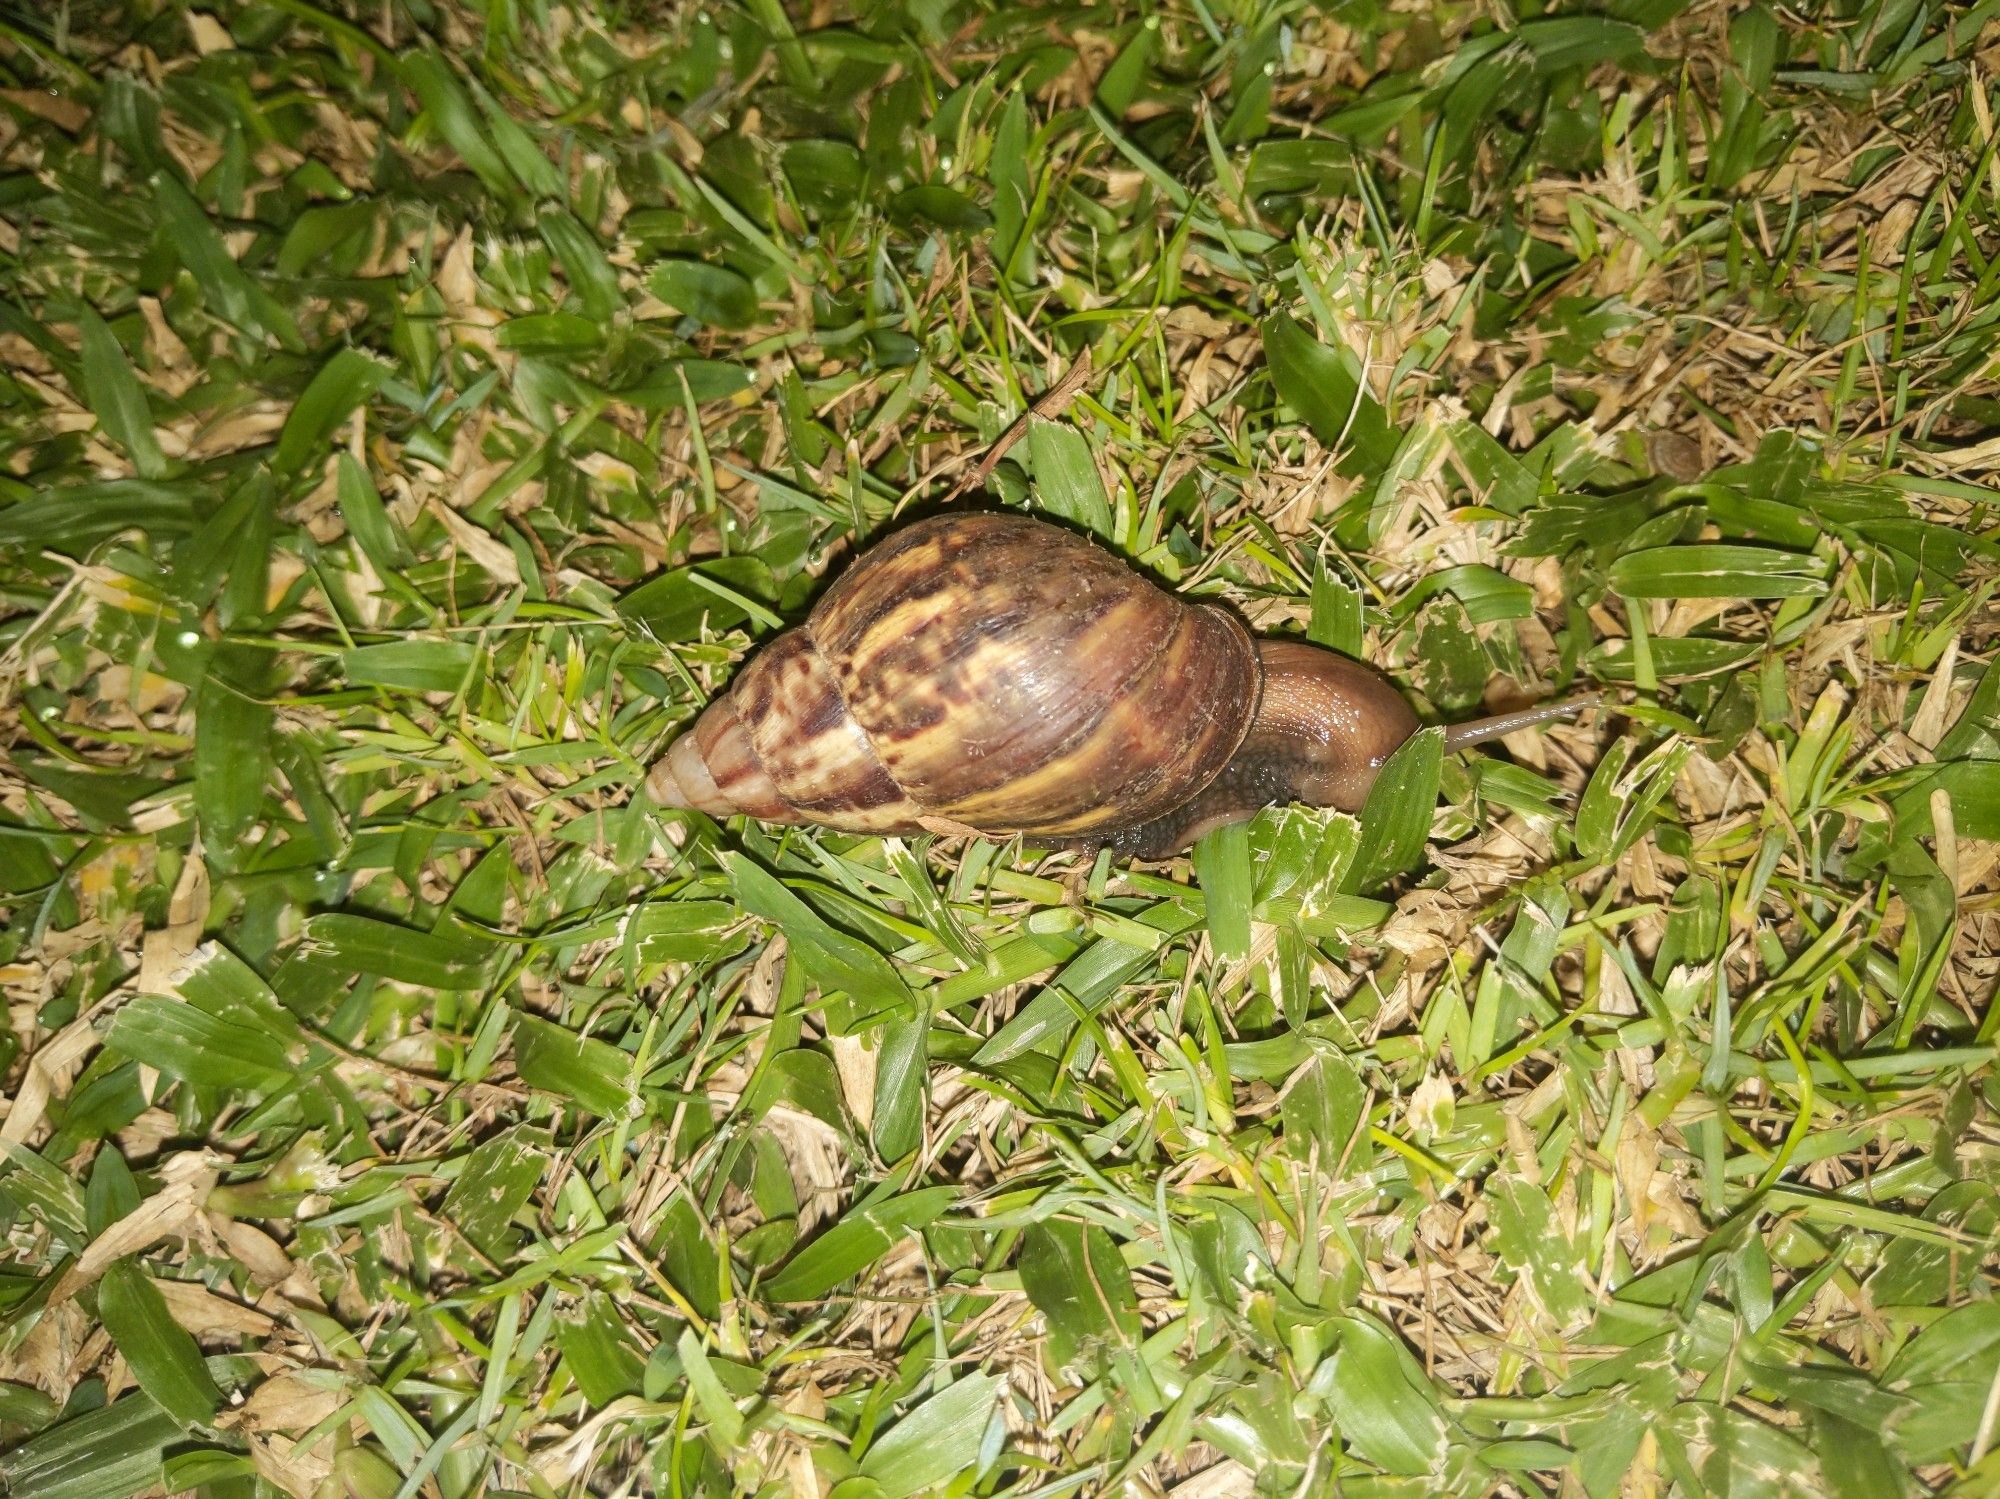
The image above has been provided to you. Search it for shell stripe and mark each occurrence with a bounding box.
[733,631,924,832]
[659,730,731,814]
[692,701,795,822]
[835,589,1172,817]
[936,604,1257,833]
[819,526,1193,817]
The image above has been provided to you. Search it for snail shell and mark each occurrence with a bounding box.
[646,512,1426,857]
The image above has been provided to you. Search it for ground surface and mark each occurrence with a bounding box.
[1,0,1998,1495]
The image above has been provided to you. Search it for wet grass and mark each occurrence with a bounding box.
[0,0,1997,1495]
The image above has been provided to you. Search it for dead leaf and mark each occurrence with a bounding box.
[0,90,90,132]
[1908,633,1961,749]
[138,850,209,995]
[49,1151,222,1305]
[0,1299,90,1396]
[1406,1070,1456,1140]
[154,1276,278,1339]
[187,11,234,52]
[829,1033,876,1131]
[426,497,523,587]
[138,297,198,398]
[246,1431,338,1498]
[211,1215,296,1286]
[222,1370,347,1435]
[762,1104,850,1235]
[1,1002,111,1147]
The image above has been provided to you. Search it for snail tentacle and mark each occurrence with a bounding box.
[1440,695,1601,753]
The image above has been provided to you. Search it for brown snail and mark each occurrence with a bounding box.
[645,512,1595,858]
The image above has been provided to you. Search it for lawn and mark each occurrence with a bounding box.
[1,0,1997,1495]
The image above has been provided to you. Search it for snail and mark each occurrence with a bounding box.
[645,512,1596,859]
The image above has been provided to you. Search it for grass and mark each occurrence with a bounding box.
[0,0,1997,1494]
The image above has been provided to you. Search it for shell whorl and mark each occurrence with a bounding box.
[646,512,1259,839]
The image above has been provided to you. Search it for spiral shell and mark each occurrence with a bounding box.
[647,512,1260,840]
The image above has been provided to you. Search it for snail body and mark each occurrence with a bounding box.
[646,513,1589,858]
